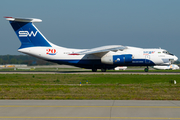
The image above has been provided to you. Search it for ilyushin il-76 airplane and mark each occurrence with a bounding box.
[5,17,178,72]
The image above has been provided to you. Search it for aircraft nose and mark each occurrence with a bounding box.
[174,56,178,61]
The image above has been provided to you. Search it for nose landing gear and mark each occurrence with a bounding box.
[144,66,149,72]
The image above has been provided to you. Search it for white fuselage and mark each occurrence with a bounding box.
[18,45,178,69]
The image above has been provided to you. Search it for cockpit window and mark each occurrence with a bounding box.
[163,51,174,56]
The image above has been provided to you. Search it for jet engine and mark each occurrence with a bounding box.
[101,54,133,65]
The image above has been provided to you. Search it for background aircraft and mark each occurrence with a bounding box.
[152,64,179,70]
[5,17,178,72]
[114,66,127,70]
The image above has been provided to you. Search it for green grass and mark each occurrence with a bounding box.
[0,74,179,84]
[0,74,179,100]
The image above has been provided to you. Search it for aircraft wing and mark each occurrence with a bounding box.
[71,45,127,55]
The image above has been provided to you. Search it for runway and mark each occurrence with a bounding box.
[0,71,180,74]
[0,100,180,120]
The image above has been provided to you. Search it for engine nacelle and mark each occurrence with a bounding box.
[101,54,133,65]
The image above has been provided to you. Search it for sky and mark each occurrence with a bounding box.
[1,0,180,59]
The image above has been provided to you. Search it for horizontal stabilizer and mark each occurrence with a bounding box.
[4,17,42,22]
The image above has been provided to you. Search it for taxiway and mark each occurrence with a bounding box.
[0,100,180,120]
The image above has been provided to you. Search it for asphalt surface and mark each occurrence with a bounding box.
[0,71,180,74]
[0,100,180,120]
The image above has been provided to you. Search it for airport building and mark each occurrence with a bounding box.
[0,64,27,68]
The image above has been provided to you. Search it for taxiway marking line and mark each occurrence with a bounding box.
[0,106,180,108]
[0,117,180,119]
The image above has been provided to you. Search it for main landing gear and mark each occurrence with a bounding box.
[92,68,97,72]
[144,66,149,72]
[101,68,106,72]
[91,68,107,72]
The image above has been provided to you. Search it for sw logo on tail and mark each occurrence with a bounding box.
[19,31,37,37]
[5,17,178,72]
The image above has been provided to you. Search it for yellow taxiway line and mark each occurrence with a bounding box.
[0,105,180,108]
[0,117,180,119]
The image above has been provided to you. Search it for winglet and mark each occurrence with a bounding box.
[4,16,42,22]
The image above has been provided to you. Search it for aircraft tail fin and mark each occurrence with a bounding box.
[5,17,52,49]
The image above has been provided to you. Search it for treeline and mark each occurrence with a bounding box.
[0,55,57,66]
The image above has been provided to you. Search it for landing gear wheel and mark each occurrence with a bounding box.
[144,68,149,72]
[92,68,97,72]
[101,68,106,72]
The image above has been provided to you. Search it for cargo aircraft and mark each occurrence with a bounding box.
[5,17,178,72]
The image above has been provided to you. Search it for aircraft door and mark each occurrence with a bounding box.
[145,55,150,63]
